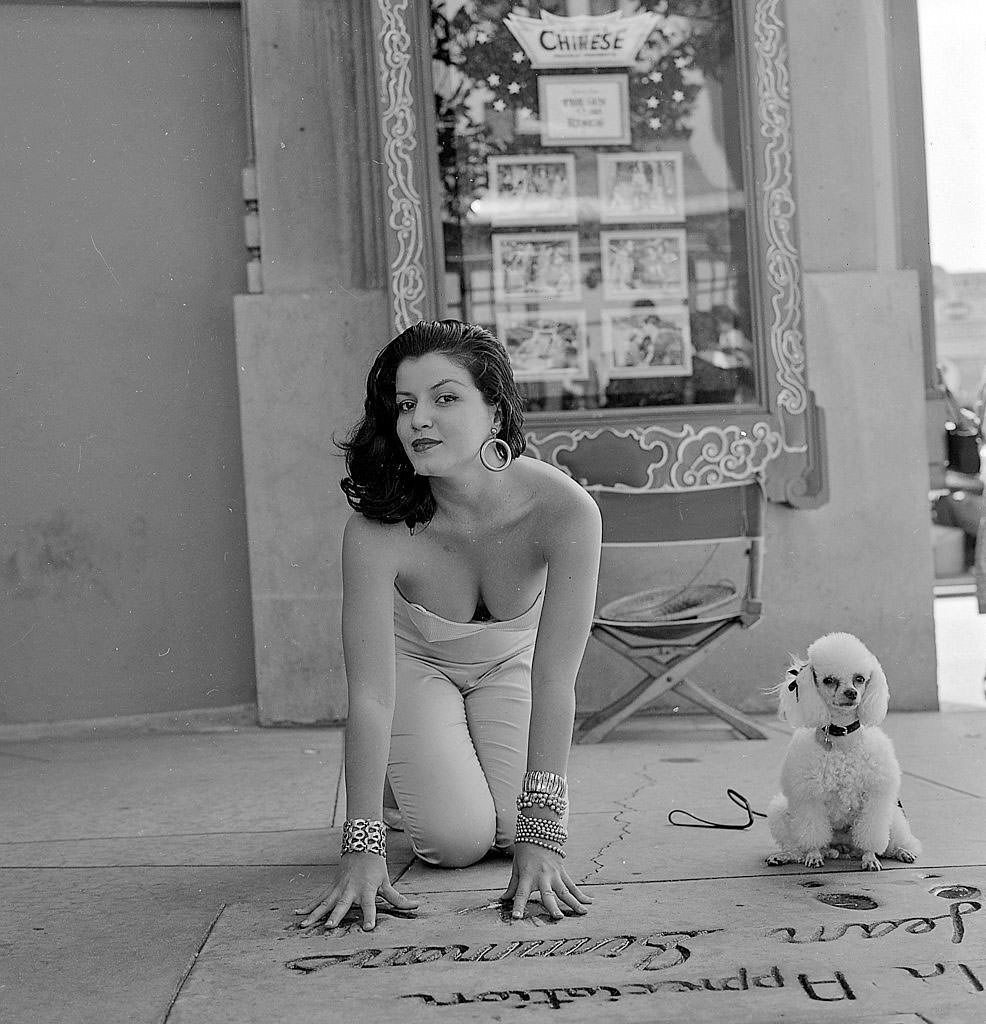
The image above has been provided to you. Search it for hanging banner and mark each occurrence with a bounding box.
[503,10,660,70]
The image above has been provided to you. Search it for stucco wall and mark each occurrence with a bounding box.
[0,5,256,724]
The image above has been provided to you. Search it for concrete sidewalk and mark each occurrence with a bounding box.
[2,711,985,1023]
[1,603,984,1023]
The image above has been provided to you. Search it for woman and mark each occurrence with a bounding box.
[297,320,601,931]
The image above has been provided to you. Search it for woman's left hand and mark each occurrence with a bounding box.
[501,843,593,920]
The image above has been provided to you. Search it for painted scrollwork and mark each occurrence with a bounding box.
[375,0,427,331]
[527,421,783,491]
[754,0,809,431]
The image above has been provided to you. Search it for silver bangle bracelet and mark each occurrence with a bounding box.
[522,769,568,800]
[341,818,387,858]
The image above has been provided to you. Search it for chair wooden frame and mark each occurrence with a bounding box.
[576,480,768,743]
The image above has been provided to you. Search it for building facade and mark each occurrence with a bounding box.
[0,0,941,730]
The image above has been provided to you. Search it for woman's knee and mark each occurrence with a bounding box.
[411,808,497,868]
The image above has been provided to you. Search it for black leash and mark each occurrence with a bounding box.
[668,792,907,828]
[668,788,766,830]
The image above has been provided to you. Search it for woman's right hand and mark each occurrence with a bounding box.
[295,852,419,931]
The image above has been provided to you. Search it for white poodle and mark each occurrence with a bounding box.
[765,632,921,871]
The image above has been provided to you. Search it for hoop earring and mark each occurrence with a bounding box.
[480,435,513,472]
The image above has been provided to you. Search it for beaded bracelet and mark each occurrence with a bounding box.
[516,813,568,844]
[517,792,568,817]
[341,818,387,858]
[515,814,568,858]
[514,833,566,858]
[516,836,565,857]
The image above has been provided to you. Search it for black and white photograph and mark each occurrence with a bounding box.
[486,154,577,224]
[492,231,582,303]
[496,308,589,380]
[597,151,685,223]
[2,2,983,1022]
[601,304,692,377]
[600,229,688,300]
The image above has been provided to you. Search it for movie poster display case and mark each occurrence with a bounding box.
[368,0,826,506]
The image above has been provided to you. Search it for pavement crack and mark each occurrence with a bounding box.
[584,763,659,880]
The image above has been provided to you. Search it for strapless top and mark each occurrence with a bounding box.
[394,586,543,643]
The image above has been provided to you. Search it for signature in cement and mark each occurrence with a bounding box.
[285,929,721,973]
[768,900,980,945]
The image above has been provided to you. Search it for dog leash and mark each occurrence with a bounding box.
[668,788,766,830]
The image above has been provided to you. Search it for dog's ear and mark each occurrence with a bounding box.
[858,656,890,725]
[778,658,828,728]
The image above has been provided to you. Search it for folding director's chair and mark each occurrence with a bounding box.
[576,480,768,743]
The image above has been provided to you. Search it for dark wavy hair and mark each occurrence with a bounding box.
[338,320,527,529]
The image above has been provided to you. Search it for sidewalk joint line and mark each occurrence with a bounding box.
[0,826,337,847]
[159,902,225,1024]
[902,770,984,799]
[392,858,415,884]
[0,748,51,763]
[0,863,336,870]
[400,861,986,894]
[330,757,345,828]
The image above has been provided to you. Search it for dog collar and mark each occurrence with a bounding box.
[824,720,861,737]
[816,719,861,748]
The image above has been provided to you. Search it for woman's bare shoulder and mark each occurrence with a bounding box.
[514,456,600,528]
[342,512,407,569]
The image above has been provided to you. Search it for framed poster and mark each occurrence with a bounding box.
[600,228,688,300]
[538,74,630,147]
[487,154,577,225]
[496,309,589,381]
[492,231,582,303]
[597,152,685,223]
[601,304,692,378]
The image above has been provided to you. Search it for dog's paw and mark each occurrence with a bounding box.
[823,846,841,860]
[886,847,917,864]
[803,849,826,868]
[765,853,791,866]
[861,852,882,871]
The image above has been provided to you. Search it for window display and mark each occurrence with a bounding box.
[432,0,755,413]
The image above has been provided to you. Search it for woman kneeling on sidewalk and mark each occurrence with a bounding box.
[298,320,601,931]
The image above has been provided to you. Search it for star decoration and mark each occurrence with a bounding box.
[512,50,525,63]
[519,107,532,119]
[672,89,685,102]
[649,71,663,83]
[507,81,521,94]
[674,56,691,69]
[649,117,662,130]
[476,31,488,44]
[646,96,660,109]
[488,73,501,86]
[492,98,506,112]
